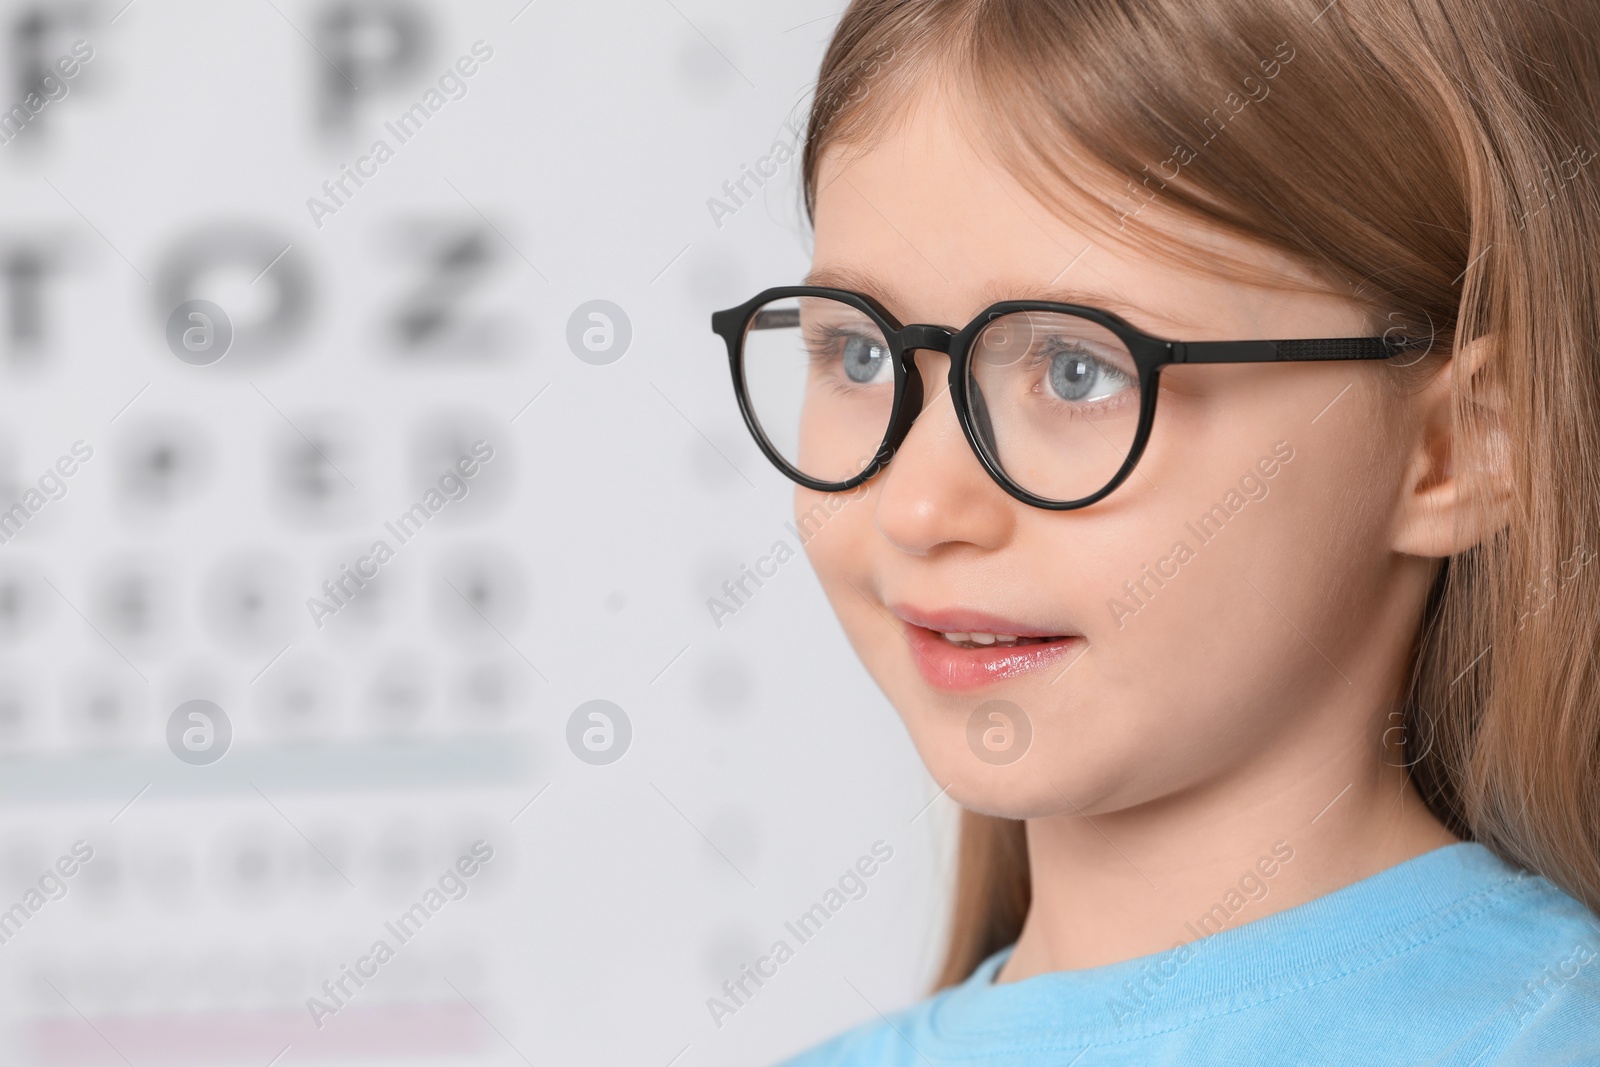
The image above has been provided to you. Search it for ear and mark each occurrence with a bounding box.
[1391,335,1513,557]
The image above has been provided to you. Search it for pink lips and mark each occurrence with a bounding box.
[890,604,1085,692]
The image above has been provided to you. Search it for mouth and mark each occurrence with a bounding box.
[889,604,1085,692]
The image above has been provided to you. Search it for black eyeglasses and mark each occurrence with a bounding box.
[711,285,1425,510]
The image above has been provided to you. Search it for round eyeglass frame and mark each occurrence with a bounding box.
[711,284,1423,511]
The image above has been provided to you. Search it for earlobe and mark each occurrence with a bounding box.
[1391,335,1514,558]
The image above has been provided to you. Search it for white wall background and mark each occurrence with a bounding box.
[0,1,957,1064]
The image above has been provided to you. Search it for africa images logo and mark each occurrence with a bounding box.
[967,700,1032,766]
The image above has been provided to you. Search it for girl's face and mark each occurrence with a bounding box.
[802,87,1438,819]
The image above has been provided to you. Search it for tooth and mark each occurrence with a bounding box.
[942,632,969,643]
[969,633,996,645]
[995,634,1018,644]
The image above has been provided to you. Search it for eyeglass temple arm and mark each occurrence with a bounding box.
[1173,337,1421,363]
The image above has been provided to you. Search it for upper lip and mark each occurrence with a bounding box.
[888,603,1080,638]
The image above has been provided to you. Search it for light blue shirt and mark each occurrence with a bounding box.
[780,843,1600,1065]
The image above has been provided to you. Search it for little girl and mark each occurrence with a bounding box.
[711,0,1600,1062]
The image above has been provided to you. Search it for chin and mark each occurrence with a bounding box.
[896,709,1067,819]
[938,766,1084,820]
[892,683,1180,822]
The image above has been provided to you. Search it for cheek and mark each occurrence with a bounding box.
[1006,377,1402,804]
[795,485,881,632]
[1091,395,1391,677]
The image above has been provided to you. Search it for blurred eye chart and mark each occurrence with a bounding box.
[0,1,947,1064]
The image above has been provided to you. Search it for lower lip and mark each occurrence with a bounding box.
[902,624,1084,691]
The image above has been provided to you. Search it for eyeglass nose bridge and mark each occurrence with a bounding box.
[897,323,956,354]
[875,322,959,469]
[892,322,958,397]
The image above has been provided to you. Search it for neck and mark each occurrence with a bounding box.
[997,724,1458,982]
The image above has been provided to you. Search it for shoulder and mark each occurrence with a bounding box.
[1476,873,1600,1065]
[1379,849,1600,1064]
[1461,855,1600,976]
[1486,959,1600,1065]
[773,978,968,1067]
[773,947,1011,1066]
[774,998,942,1067]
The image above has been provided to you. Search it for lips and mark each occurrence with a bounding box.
[890,604,1084,692]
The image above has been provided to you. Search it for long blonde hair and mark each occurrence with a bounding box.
[799,0,1600,989]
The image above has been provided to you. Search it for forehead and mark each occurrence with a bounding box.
[807,85,1350,339]
[802,261,1167,334]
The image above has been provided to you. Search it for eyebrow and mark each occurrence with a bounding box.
[802,265,908,306]
[802,265,1188,333]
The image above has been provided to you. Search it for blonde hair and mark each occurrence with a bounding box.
[799,0,1600,989]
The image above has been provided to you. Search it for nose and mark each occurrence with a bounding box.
[872,347,1017,556]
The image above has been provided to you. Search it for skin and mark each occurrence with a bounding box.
[797,80,1490,980]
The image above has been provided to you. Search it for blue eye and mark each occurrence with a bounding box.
[841,333,891,384]
[1047,348,1131,403]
